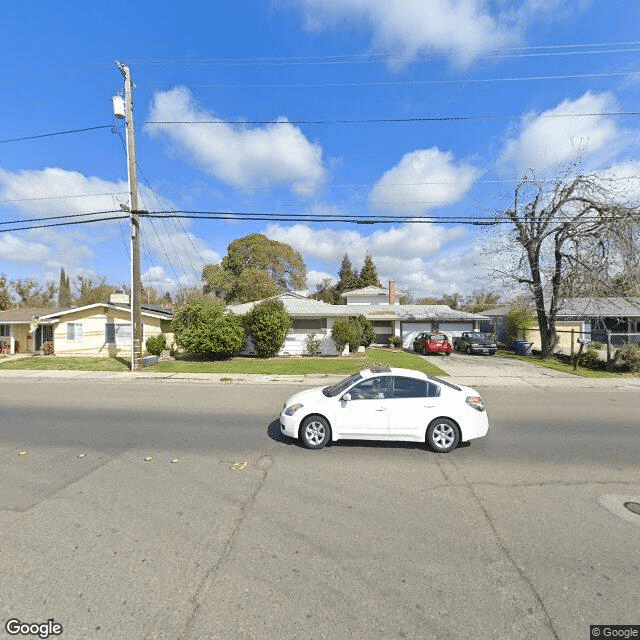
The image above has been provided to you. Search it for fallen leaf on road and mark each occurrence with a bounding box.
[18,450,28,456]
[144,456,154,461]
[171,458,179,464]
[77,453,87,458]
[231,460,249,471]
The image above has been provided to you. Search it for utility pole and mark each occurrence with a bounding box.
[115,61,142,372]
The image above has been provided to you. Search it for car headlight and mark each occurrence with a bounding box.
[466,395,485,412]
[283,403,304,416]
[471,343,480,347]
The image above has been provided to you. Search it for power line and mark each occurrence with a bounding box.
[0,192,127,204]
[0,124,113,145]
[185,70,640,90]
[0,214,127,233]
[129,41,640,66]
[146,111,640,127]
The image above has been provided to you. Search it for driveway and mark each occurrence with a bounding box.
[423,350,639,389]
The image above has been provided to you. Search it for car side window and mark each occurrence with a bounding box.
[349,376,392,400]
[392,377,429,399]
[427,382,441,398]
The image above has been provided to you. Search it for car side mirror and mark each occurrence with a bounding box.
[342,393,351,402]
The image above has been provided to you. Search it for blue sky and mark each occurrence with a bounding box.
[2,0,640,300]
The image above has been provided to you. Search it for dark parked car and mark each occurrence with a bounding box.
[413,333,452,356]
[453,332,497,355]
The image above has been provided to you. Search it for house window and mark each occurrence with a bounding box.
[105,323,132,345]
[0,324,10,337]
[66,322,84,341]
[292,318,326,331]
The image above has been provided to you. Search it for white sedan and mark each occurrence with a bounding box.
[280,366,488,453]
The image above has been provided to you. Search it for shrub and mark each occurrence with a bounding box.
[572,344,602,370]
[388,335,403,348]
[245,299,292,358]
[172,298,245,359]
[303,332,322,356]
[42,340,54,356]
[617,343,640,373]
[331,317,362,352]
[355,315,376,347]
[145,333,167,356]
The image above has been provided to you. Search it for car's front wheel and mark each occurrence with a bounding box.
[300,415,331,449]
[426,418,460,453]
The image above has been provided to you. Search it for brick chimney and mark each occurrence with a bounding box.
[388,280,396,305]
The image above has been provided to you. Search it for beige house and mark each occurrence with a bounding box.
[0,294,173,357]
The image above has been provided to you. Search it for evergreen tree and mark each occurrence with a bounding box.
[337,254,359,295]
[58,268,72,308]
[358,253,381,288]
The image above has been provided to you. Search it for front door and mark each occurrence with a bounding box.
[334,376,392,439]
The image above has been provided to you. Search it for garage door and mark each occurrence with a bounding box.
[401,322,432,349]
[439,322,474,339]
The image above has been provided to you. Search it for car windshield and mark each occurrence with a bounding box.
[429,335,447,341]
[323,372,363,397]
[466,332,484,340]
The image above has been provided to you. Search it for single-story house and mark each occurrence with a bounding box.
[228,283,488,356]
[0,307,54,355]
[482,297,640,351]
[0,293,173,357]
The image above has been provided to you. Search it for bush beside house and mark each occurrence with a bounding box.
[245,299,292,358]
[172,298,245,359]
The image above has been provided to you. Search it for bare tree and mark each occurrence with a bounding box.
[497,170,640,358]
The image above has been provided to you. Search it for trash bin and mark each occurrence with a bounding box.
[513,339,524,354]
[521,341,533,355]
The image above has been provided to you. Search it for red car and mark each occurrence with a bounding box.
[413,333,452,356]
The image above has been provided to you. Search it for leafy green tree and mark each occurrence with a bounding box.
[0,275,12,310]
[463,289,501,313]
[358,252,382,288]
[310,277,340,304]
[202,234,307,303]
[11,278,56,307]
[222,233,306,291]
[234,268,280,304]
[74,275,115,305]
[331,317,362,352]
[245,299,292,358]
[172,298,245,358]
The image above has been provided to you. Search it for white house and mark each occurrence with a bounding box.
[228,283,487,356]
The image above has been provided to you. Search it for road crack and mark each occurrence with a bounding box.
[178,453,274,640]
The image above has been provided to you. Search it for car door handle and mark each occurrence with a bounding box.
[376,407,386,411]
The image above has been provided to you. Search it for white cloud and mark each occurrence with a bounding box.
[0,234,51,264]
[497,92,626,175]
[289,0,590,67]
[306,269,336,291]
[264,221,472,296]
[0,166,220,286]
[148,86,325,194]
[369,148,480,213]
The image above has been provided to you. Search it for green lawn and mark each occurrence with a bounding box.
[0,348,448,376]
[497,349,630,378]
[0,356,130,371]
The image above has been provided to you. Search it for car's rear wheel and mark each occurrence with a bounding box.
[466,345,472,355]
[426,418,460,453]
[300,415,331,449]
[422,346,427,355]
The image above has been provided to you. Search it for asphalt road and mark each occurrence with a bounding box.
[1,378,639,640]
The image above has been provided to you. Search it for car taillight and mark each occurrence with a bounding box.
[466,395,485,412]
